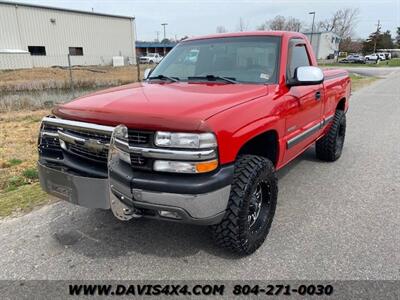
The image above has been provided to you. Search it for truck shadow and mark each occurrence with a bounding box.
[49,204,239,260]
[48,147,318,260]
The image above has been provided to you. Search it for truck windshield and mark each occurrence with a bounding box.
[150,36,281,84]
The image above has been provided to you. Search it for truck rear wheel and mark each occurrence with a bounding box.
[316,110,346,161]
[211,155,277,255]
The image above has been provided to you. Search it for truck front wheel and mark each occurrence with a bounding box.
[211,155,277,255]
[315,110,346,161]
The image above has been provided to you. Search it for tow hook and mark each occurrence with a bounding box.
[108,124,141,221]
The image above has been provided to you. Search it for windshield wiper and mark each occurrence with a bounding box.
[188,75,238,84]
[148,74,180,82]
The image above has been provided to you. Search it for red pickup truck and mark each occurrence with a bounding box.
[38,31,350,255]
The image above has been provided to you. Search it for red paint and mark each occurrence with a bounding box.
[53,31,350,170]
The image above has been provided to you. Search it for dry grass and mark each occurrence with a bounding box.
[0,110,48,190]
[0,65,149,93]
[349,73,379,91]
[0,183,52,218]
[0,109,51,218]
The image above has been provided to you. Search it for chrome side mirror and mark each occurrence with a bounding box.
[288,66,324,86]
[143,68,152,79]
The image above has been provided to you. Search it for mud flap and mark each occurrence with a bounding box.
[108,125,141,221]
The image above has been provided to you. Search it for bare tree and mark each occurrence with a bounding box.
[285,17,302,32]
[216,25,227,33]
[316,8,359,39]
[268,15,286,30]
[257,16,302,32]
[257,22,268,31]
[237,17,248,32]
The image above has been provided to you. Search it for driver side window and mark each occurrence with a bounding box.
[288,41,311,79]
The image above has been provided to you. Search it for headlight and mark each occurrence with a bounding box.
[154,132,217,149]
[153,159,218,174]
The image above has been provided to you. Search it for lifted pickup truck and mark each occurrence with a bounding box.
[38,31,350,255]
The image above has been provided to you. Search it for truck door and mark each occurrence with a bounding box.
[283,39,324,162]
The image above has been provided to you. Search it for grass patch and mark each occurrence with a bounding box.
[8,158,23,166]
[22,167,39,180]
[0,183,52,218]
[4,176,26,192]
[349,73,379,91]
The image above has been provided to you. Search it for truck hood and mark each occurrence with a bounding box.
[54,82,268,131]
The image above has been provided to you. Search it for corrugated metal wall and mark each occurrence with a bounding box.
[0,3,136,69]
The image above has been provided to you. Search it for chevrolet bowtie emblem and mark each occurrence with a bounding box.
[58,130,109,152]
[78,138,107,152]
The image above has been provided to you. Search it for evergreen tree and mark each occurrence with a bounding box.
[362,28,393,53]
[396,27,400,47]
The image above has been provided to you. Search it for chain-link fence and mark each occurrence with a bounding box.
[0,54,152,112]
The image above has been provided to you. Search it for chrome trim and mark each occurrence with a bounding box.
[57,130,86,144]
[58,130,110,152]
[323,114,335,125]
[42,117,114,134]
[286,114,336,149]
[115,138,217,160]
[287,122,321,149]
[40,131,59,138]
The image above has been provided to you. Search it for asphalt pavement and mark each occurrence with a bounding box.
[1,70,399,280]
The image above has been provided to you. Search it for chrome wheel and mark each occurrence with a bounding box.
[248,183,263,228]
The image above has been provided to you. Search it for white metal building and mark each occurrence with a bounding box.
[0,1,136,69]
[303,31,341,60]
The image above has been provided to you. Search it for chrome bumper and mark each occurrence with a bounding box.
[38,162,230,225]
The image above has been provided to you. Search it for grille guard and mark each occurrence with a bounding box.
[108,125,141,220]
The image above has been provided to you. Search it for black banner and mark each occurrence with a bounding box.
[0,280,399,299]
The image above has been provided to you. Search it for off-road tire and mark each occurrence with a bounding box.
[316,110,346,161]
[211,155,278,256]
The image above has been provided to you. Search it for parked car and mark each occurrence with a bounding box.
[365,53,379,62]
[340,54,365,64]
[38,31,350,255]
[378,52,391,60]
[139,53,163,64]
[377,53,386,61]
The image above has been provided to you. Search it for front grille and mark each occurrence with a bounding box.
[42,123,59,132]
[40,123,154,171]
[41,136,60,149]
[130,153,146,165]
[128,130,153,146]
[68,143,108,163]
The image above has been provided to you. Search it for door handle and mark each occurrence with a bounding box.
[315,91,321,101]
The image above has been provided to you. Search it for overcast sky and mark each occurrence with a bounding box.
[6,0,400,40]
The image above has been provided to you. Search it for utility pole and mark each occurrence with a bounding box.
[161,23,168,40]
[156,31,160,42]
[373,20,381,53]
[309,11,316,45]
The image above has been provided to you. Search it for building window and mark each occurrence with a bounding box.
[69,47,83,56]
[28,46,46,56]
